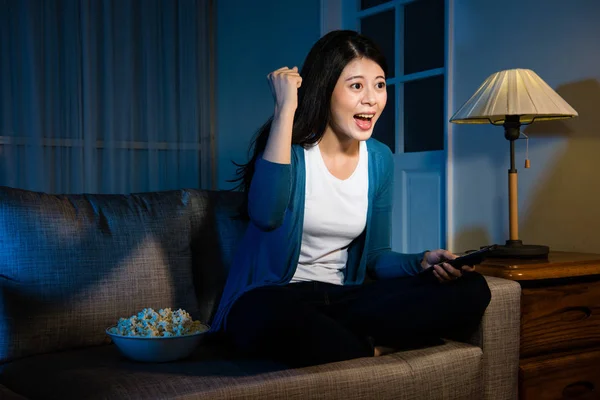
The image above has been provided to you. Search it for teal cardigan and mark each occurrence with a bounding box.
[211,138,426,332]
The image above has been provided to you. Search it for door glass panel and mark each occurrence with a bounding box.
[373,84,395,152]
[404,0,444,75]
[404,75,444,153]
[360,9,395,78]
[361,0,390,10]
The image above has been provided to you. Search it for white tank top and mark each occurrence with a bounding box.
[291,140,369,285]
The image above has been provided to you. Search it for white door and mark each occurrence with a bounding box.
[322,0,449,253]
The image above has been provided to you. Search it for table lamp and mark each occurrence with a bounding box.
[450,68,578,258]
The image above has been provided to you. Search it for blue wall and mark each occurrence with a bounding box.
[451,0,600,252]
[216,0,321,189]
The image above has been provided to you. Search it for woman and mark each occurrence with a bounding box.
[212,30,491,368]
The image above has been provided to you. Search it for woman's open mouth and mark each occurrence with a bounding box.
[354,113,375,131]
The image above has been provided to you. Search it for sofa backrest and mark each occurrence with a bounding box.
[0,186,209,364]
[185,189,247,326]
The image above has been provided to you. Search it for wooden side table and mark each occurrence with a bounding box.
[477,252,600,400]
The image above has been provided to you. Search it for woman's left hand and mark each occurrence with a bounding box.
[421,249,476,283]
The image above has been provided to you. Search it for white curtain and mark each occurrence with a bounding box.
[0,0,214,194]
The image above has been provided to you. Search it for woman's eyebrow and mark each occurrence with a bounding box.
[345,75,386,81]
[345,75,364,81]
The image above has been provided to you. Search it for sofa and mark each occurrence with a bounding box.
[0,186,521,400]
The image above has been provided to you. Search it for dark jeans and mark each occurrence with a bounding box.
[225,271,491,368]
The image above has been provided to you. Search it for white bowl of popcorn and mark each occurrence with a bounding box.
[106,307,210,363]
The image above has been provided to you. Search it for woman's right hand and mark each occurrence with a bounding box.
[267,66,302,115]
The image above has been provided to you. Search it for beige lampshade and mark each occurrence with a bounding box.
[450,68,578,125]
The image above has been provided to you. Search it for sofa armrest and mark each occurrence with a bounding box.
[466,275,521,400]
[0,384,29,399]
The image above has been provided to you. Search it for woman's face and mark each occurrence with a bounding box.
[327,57,387,142]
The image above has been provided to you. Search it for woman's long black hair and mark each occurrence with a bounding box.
[229,30,387,218]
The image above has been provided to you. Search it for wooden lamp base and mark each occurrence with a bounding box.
[486,116,550,260]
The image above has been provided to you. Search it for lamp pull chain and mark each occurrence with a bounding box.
[520,131,531,168]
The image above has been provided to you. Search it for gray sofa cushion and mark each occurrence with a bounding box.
[0,340,483,400]
[187,190,247,325]
[0,187,200,363]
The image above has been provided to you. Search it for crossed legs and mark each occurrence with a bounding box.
[225,272,491,368]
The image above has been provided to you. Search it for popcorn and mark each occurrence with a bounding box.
[108,308,208,337]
